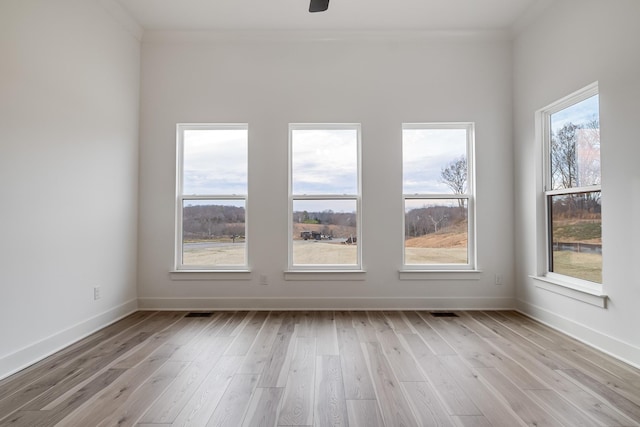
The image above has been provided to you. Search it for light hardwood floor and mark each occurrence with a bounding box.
[1,310,639,426]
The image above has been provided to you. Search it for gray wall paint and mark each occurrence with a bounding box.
[513,0,640,366]
[3,0,638,380]
[137,33,515,309]
[0,0,140,378]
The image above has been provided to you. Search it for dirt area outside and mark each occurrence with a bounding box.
[182,226,600,278]
[183,243,246,265]
[292,240,357,265]
[404,226,468,264]
[182,241,359,266]
[292,223,357,240]
[405,248,468,264]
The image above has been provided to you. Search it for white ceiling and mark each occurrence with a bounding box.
[115,0,545,32]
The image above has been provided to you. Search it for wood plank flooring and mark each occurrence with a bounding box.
[1,311,640,426]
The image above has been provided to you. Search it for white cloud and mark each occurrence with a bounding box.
[402,128,466,194]
[551,94,599,132]
[183,129,248,195]
[292,128,358,195]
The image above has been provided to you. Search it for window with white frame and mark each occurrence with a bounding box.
[289,124,361,269]
[402,123,475,269]
[176,124,248,270]
[542,84,602,284]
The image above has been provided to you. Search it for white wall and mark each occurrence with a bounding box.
[137,31,516,310]
[0,0,141,379]
[513,0,640,366]
[4,0,636,382]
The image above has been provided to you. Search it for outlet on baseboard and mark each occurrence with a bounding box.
[93,286,101,300]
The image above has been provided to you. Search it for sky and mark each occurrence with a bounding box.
[402,127,467,194]
[180,125,470,214]
[291,128,358,195]
[549,94,601,189]
[182,128,248,195]
[550,94,599,132]
[182,199,246,208]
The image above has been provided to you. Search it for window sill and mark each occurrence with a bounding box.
[284,270,366,281]
[530,275,607,308]
[170,270,252,281]
[399,269,482,281]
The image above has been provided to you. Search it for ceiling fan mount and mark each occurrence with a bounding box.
[309,0,329,13]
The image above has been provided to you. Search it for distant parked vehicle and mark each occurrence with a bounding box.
[300,231,322,240]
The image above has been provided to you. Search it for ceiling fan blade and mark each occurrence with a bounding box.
[309,0,329,12]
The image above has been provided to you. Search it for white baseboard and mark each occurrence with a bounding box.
[0,299,138,381]
[138,296,515,311]
[516,299,640,370]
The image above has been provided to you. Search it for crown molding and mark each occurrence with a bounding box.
[142,29,511,44]
[511,0,558,37]
[98,0,144,41]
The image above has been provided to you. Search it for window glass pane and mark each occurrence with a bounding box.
[183,128,248,195]
[404,198,468,264]
[291,128,358,195]
[550,95,600,190]
[549,191,602,283]
[292,199,357,265]
[182,199,246,266]
[403,128,467,194]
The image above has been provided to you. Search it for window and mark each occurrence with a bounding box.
[176,124,248,270]
[542,84,602,284]
[289,124,361,270]
[402,123,475,269]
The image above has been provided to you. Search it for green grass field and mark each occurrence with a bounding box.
[552,251,602,283]
[553,221,601,242]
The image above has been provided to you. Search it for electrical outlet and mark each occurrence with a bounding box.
[260,274,268,285]
[93,286,101,300]
[495,274,504,285]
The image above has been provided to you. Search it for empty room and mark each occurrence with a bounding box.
[1,0,639,425]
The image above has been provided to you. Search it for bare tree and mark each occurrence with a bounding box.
[551,119,601,216]
[429,211,448,233]
[440,156,467,208]
[184,204,245,240]
[551,122,578,190]
[577,119,601,188]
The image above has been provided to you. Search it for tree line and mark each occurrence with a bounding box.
[293,210,356,227]
[183,204,245,240]
[403,155,469,238]
[405,205,467,238]
[551,119,600,190]
[183,204,359,240]
[550,119,601,217]
[183,153,469,241]
[550,192,601,219]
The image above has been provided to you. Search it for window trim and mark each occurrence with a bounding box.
[401,122,477,271]
[288,123,363,271]
[537,82,605,296]
[175,123,249,271]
